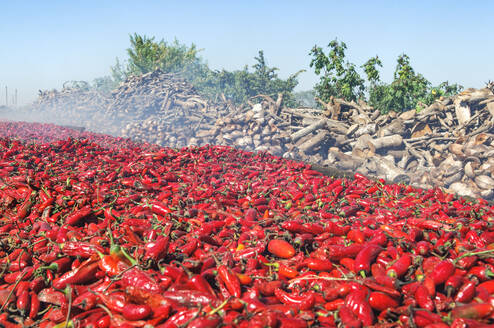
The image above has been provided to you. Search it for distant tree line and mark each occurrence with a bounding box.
[89,34,462,113]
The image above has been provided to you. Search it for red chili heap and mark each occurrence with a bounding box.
[0,121,494,328]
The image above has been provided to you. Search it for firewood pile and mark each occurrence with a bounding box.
[35,82,114,133]
[123,85,494,199]
[310,87,494,200]
[34,72,494,200]
[107,70,231,120]
[35,70,234,137]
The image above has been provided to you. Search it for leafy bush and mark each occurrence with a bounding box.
[194,51,303,107]
[310,40,462,114]
[309,40,365,103]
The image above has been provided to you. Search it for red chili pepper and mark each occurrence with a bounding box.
[454,280,477,303]
[478,280,494,294]
[354,244,382,276]
[144,235,169,261]
[415,240,431,256]
[452,303,494,319]
[73,291,98,311]
[338,304,362,328]
[267,239,295,259]
[274,288,315,310]
[413,310,443,327]
[429,259,455,285]
[162,290,217,307]
[62,241,105,258]
[468,265,494,282]
[321,244,364,261]
[4,266,34,284]
[255,280,282,296]
[189,274,216,296]
[29,277,45,293]
[345,288,374,326]
[159,309,202,328]
[347,229,365,244]
[187,316,222,328]
[37,288,66,306]
[28,292,40,319]
[299,257,333,272]
[94,290,127,313]
[445,274,465,297]
[121,267,162,295]
[368,291,399,311]
[52,258,99,289]
[150,201,172,217]
[363,278,401,298]
[415,283,434,311]
[218,265,241,297]
[98,251,130,277]
[324,298,345,311]
[386,253,412,278]
[16,194,33,220]
[122,303,152,321]
[65,205,92,225]
[16,289,30,314]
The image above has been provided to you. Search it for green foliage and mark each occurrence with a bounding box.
[194,51,303,107]
[115,34,303,107]
[309,40,365,103]
[126,33,201,76]
[310,40,462,114]
[369,54,431,113]
[362,56,382,84]
[368,55,463,113]
[91,34,302,107]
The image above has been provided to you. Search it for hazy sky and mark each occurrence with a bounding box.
[1,1,493,105]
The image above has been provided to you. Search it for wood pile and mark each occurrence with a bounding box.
[35,82,114,134]
[107,70,231,120]
[34,73,494,200]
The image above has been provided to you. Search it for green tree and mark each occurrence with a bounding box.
[367,54,431,113]
[194,50,303,106]
[126,33,201,76]
[309,39,463,114]
[368,54,462,113]
[309,39,365,103]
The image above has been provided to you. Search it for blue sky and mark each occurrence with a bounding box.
[1,1,493,104]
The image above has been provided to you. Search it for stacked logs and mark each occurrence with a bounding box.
[34,73,494,200]
[35,82,113,133]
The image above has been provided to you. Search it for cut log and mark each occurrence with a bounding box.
[299,130,330,154]
[454,99,471,125]
[374,157,409,183]
[370,135,403,151]
[290,120,327,142]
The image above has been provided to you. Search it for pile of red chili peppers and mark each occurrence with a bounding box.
[1,121,494,328]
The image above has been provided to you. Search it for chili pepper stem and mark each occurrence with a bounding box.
[64,285,73,328]
[454,249,494,263]
[97,303,114,319]
[207,298,229,316]
[119,246,138,266]
[102,264,137,293]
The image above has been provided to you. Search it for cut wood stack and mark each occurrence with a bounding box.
[33,73,494,200]
[34,84,113,134]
